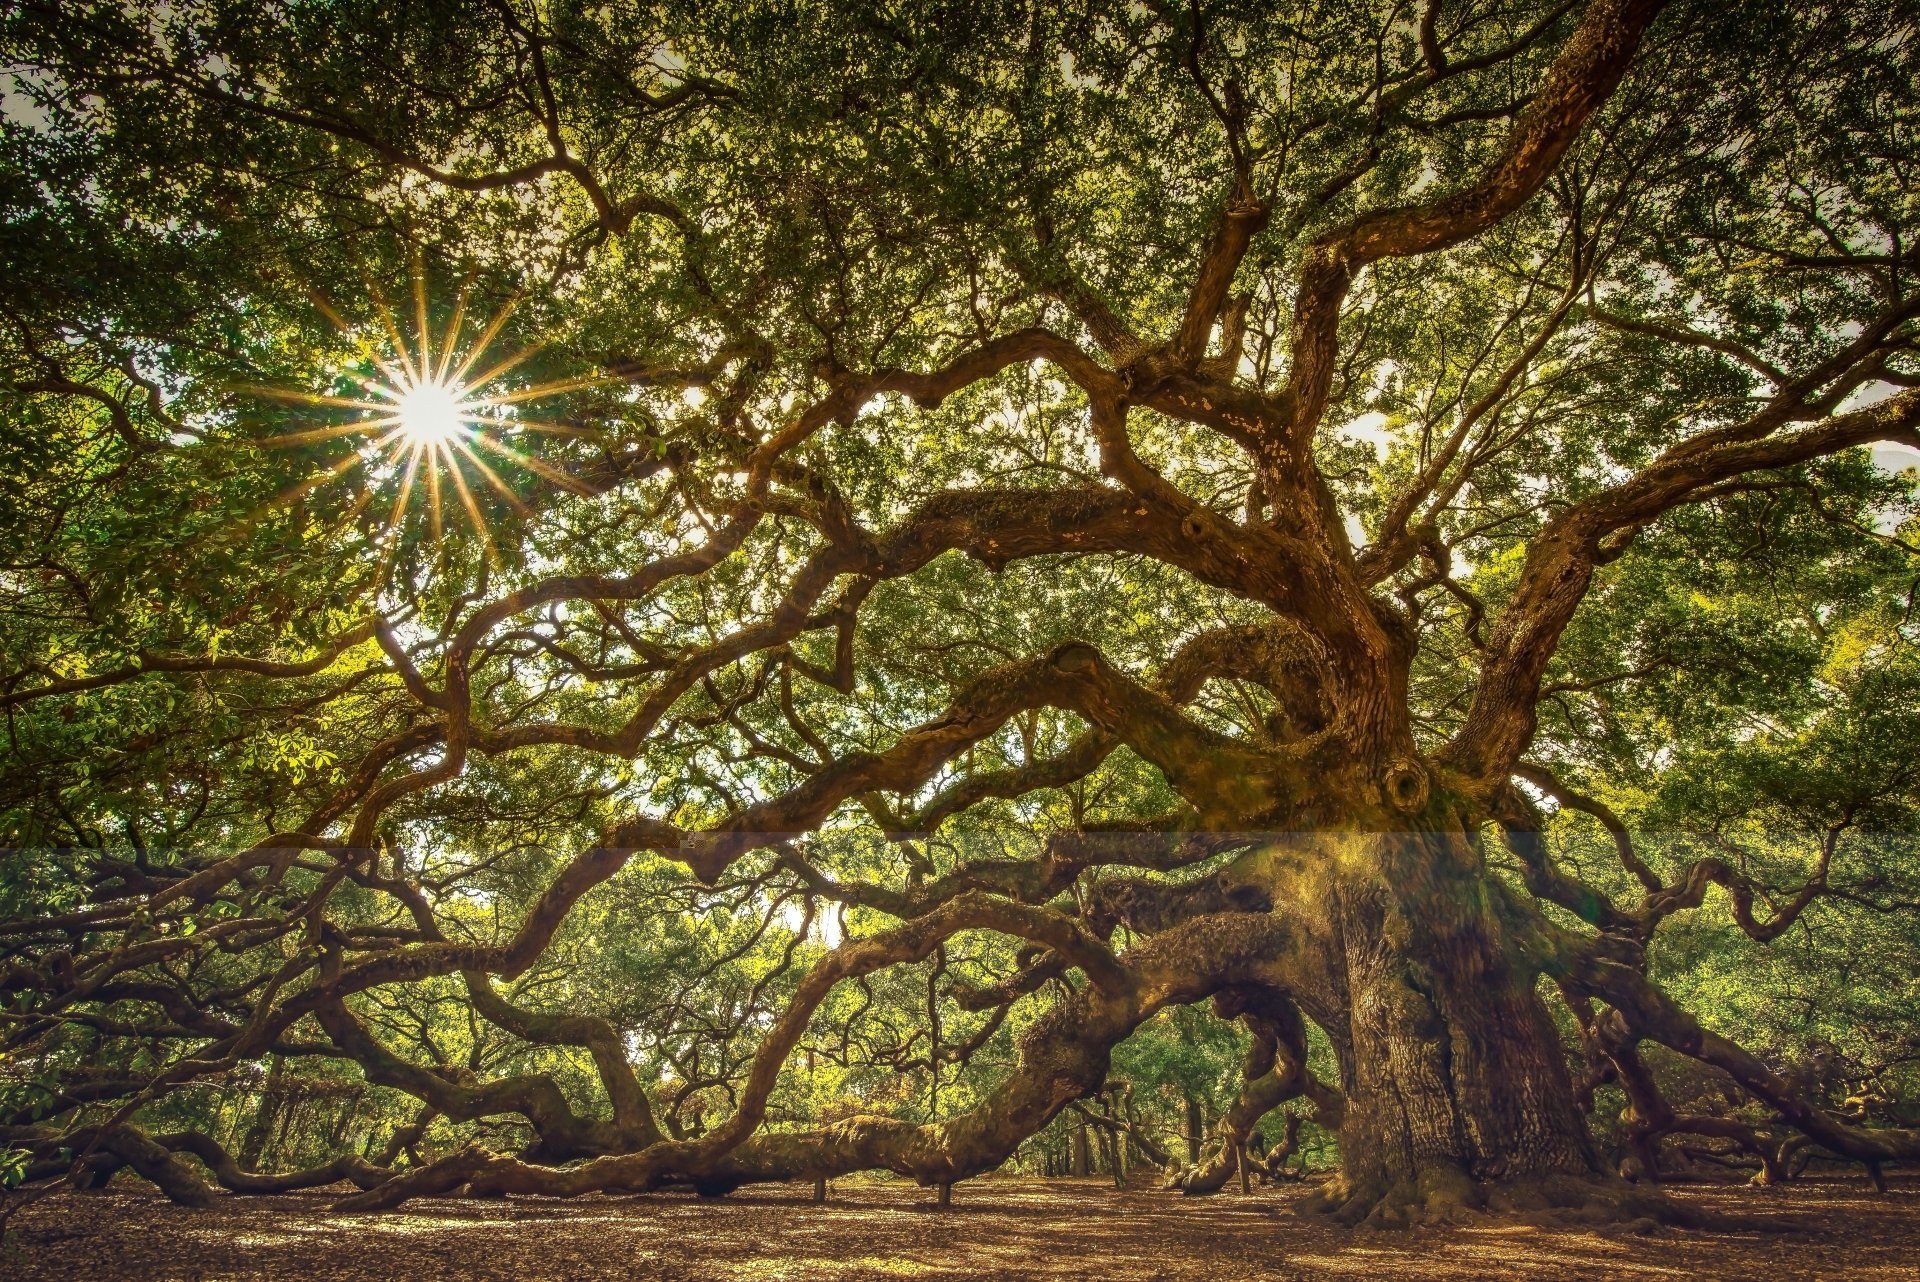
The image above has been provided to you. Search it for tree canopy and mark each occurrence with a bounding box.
[2,0,1918,1228]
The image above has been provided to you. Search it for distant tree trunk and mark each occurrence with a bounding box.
[326,1089,362,1151]
[1185,1096,1203,1165]
[1257,1113,1305,1180]
[1071,1117,1090,1177]
[237,1054,286,1172]
[1094,1119,1124,1187]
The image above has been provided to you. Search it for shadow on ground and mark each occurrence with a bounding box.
[7,1173,1915,1280]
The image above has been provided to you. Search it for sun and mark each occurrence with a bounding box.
[395,377,469,445]
[247,276,607,577]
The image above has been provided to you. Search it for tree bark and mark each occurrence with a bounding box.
[1294,824,1619,1226]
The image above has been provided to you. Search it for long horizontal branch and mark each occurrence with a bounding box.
[337,907,1298,1209]
[1574,955,1920,1167]
[0,620,379,710]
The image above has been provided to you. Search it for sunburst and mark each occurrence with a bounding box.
[245,273,605,577]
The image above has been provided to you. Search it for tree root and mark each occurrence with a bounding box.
[1299,1166,1785,1233]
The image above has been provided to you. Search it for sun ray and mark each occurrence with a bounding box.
[447,292,524,385]
[466,430,596,496]
[450,437,533,515]
[426,456,445,542]
[250,420,393,450]
[362,277,421,385]
[435,288,471,383]
[439,443,498,560]
[251,281,601,582]
[238,385,395,413]
[455,341,547,397]
[411,262,434,380]
[387,445,423,535]
[303,289,357,336]
[334,464,380,529]
[346,372,410,402]
[267,450,370,508]
[372,445,425,592]
[257,429,404,512]
[306,287,414,388]
[479,415,598,438]
[467,373,617,409]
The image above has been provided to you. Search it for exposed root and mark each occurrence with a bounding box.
[1298,1165,1787,1233]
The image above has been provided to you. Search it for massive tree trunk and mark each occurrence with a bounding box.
[1325,903,1597,1221]
[1237,807,1614,1226]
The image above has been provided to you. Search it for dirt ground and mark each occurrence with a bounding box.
[5,1173,1916,1281]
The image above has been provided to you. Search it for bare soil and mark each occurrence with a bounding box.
[6,1173,1915,1281]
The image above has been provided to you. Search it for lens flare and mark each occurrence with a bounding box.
[245,278,605,582]
[396,378,468,445]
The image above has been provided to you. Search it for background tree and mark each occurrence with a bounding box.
[2,0,1918,1229]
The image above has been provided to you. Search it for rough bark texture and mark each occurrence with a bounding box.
[1312,827,1601,1223]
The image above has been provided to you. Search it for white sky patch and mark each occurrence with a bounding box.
[1335,410,1394,459]
[1840,379,1902,414]
[1871,442,1920,534]
[1842,380,1920,531]
[779,898,844,947]
[1874,443,1920,476]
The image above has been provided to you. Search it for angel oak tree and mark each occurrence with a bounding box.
[3,0,1919,1230]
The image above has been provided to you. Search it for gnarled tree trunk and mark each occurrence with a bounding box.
[1241,811,1615,1225]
